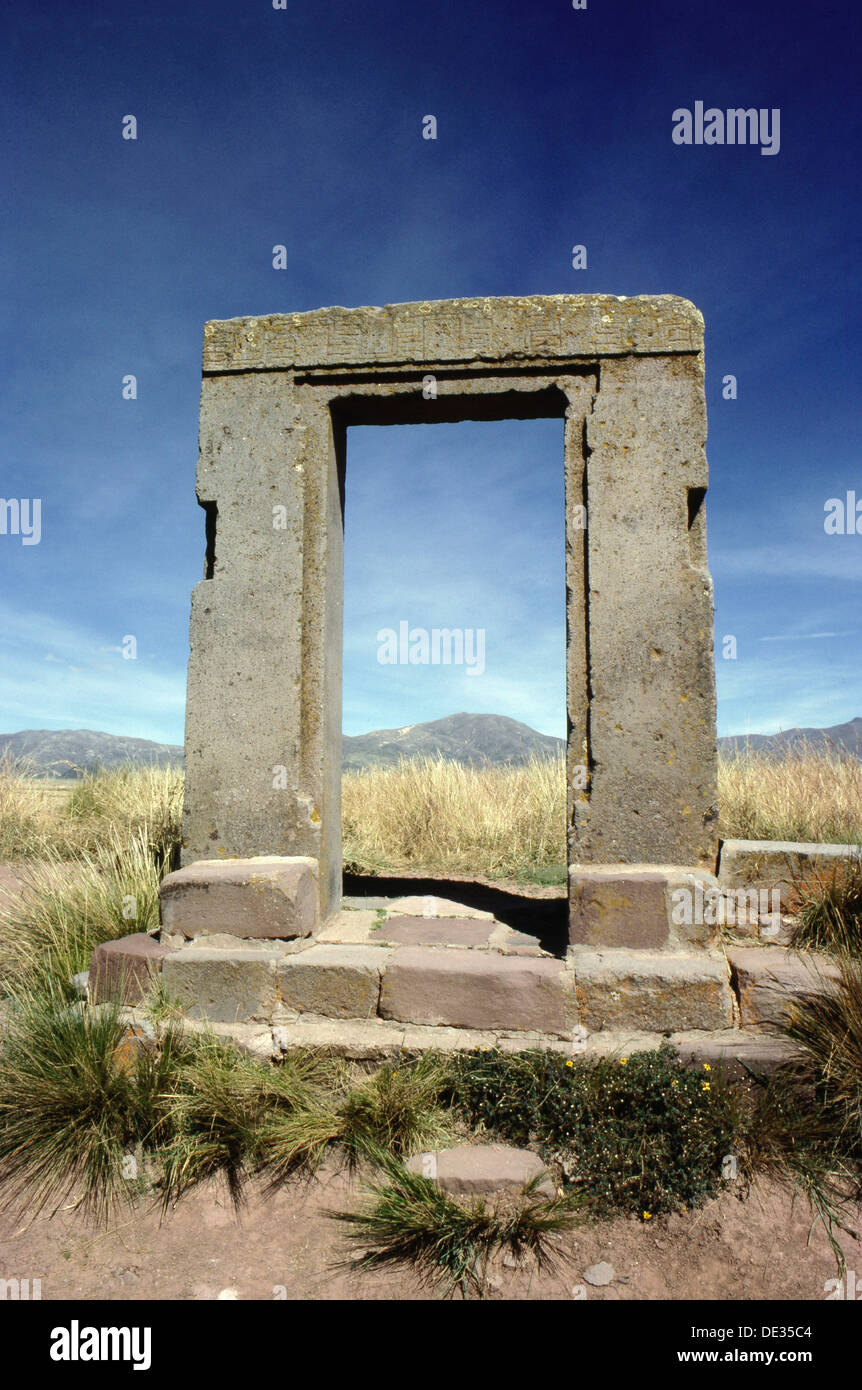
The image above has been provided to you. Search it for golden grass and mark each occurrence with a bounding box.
[342,744,862,879]
[341,754,567,879]
[0,762,183,993]
[717,743,862,846]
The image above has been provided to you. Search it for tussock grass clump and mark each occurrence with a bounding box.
[0,987,181,1222]
[342,753,566,879]
[0,754,56,859]
[333,1154,582,1295]
[160,1036,328,1207]
[0,828,163,994]
[789,859,862,954]
[64,764,183,870]
[260,1054,453,1184]
[780,952,862,1175]
[718,743,862,846]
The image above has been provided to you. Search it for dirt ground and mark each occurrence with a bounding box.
[1,1171,858,1302]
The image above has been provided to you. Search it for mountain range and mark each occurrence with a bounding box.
[2,713,861,777]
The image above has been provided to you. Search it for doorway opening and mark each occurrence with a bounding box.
[340,410,568,951]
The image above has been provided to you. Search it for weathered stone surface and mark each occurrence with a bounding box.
[185,295,717,942]
[386,895,494,920]
[406,1144,554,1196]
[315,909,380,945]
[583,1262,615,1287]
[670,1029,800,1078]
[159,856,318,940]
[381,916,496,947]
[568,867,669,948]
[162,948,281,1023]
[571,948,735,1032]
[570,352,717,870]
[718,839,862,895]
[202,295,704,374]
[277,945,390,1019]
[89,933,170,1005]
[487,923,545,956]
[726,946,841,1029]
[380,947,571,1037]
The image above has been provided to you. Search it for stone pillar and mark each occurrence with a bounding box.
[568,353,718,870]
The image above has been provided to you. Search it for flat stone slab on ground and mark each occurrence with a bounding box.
[89,933,171,1005]
[381,916,496,947]
[380,947,571,1037]
[726,946,841,1028]
[159,856,318,940]
[386,895,494,920]
[583,1261,615,1287]
[406,1144,554,1196]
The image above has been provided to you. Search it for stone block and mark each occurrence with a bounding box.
[670,1028,800,1078]
[568,866,669,948]
[162,948,281,1022]
[159,856,318,940]
[89,933,171,1005]
[380,948,571,1037]
[718,840,862,897]
[277,945,390,1019]
[726,946,841,1029]
[571,948,735,1032]
[406,1144,554,1196]
[381,916,495,947]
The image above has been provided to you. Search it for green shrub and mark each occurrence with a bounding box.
[0,987,181,1221]
[446,1045,740,1218]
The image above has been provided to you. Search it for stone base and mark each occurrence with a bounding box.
[726,946,841,1028]
[568,864,721,950]
[159,856,319,941]
[89,933,171,1005]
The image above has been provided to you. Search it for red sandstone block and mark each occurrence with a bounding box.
[380,947,570,1037]
[89,933,170,1005]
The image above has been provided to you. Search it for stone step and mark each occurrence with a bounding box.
[726,946,841,1028]
[113,1005,800,1075]
[159,856,319,942]
[570,947,736,1032]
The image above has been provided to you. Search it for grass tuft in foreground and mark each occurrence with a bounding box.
[332,1153,583,1296]
[0,986,181,1223]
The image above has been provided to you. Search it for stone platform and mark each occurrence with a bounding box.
[90,883,744,1043]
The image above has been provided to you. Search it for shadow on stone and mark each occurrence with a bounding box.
[342,873,569,958]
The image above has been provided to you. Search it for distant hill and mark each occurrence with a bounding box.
[4,712,859,780]
[719,716,862,760]
[0,730,184,779]
[342,713,565,771]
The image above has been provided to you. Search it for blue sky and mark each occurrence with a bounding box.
[1,0,860,744]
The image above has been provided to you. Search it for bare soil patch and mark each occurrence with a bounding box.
[1,1171,856,1302]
